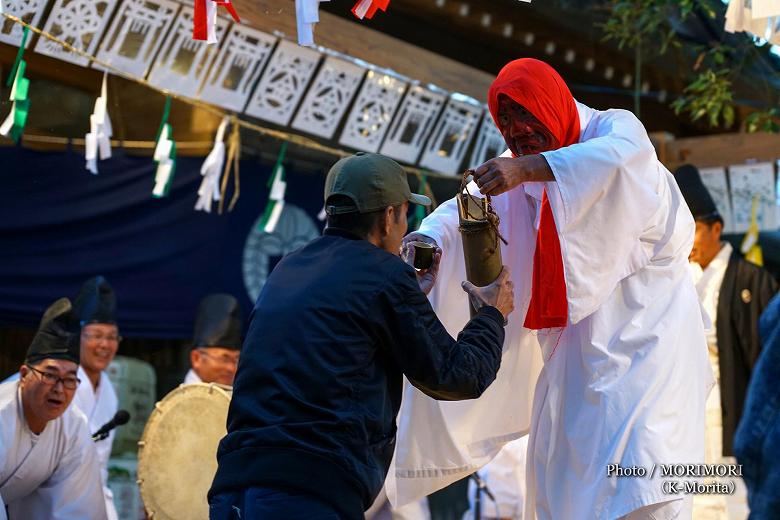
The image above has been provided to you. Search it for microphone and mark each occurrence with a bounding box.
[92,410,130,441]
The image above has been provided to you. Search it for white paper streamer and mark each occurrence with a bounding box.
[0,65,22,138]
[85,73,113,174]
[295,0,329,46]
[264,199,285,233]
[152,124,175,197]
[195,117,229,212]
[352,0,372,19]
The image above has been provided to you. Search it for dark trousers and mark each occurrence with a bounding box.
[209,487,344,520]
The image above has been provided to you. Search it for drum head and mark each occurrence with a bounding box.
[137,383,231,520]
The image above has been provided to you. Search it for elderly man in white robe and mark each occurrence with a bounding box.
[2,277,121,519]
[0,298,107,520]
[391,58,713,519]
[183,294,242,386]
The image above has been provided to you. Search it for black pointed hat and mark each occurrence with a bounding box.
[192,294,243,350]
[74,276,117,325]
[673,164,722,222]
[25,298,80,365]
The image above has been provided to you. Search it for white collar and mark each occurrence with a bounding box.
[704,242,733,275]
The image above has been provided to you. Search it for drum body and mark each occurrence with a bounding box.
[137,383,231,520]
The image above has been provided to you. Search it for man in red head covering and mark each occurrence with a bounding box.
[393,59,712,520]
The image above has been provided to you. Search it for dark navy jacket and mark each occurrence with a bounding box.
[209,228,505,519]
[734,293,780,518]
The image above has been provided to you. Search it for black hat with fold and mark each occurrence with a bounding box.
[673,164,722,223]
[74,275,117,325]
[25,298,81,365]
[192,294,243,350]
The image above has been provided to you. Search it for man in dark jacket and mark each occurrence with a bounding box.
[209,152,515,520]
[674,164,778,458]
[734,292,780,517]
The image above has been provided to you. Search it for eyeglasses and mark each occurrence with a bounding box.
[197,349,239,367]
[26,365,81,390]
[82,332,122,344]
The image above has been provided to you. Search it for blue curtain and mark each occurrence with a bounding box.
[0,146,326,338]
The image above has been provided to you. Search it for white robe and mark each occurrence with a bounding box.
[466,436,529,520]
[0,380,108,520]
[183,368,202,385]
[71,367,119,520]
[389,102,713,519]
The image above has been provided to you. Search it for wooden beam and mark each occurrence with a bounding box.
[663,132,780,170]
[233,0,494,101]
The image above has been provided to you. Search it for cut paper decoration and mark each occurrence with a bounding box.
[193,0,240,44]
[339,69,407,153]
[380,85,447,164]
[95,0,179,77]
[85,73,113,174]
[728,162,778,233]
[418,96,483,175]
[196,116,229,212]
[291,56,365,139]
[198,25,277,112]
[698,166,734,234]
[244,39,321,126]
[469,109,506,168]
[149,6,227,97]
[152,97,177,198]
[35,0,119,66]
[0,0,46,47]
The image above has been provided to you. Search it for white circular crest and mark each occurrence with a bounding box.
[242,203,320,302]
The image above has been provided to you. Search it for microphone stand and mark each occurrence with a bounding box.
[92,431,111,442]
[470,473,496,520]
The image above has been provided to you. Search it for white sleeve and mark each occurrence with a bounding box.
[36,422,108,520]
[417,195,459,252]
[541,109,663,323]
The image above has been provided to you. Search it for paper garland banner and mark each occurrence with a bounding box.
[85,73,114,174]
[196,117,229,212]
[193,0,240,43]
[152,97,177,198]
[0,27,31,143]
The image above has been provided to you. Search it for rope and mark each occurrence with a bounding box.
[459,169,508,248]
[0,12,462,183]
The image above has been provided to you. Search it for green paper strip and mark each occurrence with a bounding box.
[154,97,173,143]
[6,27,30,88]
[268,141,288,188]
[164,139,178,197]
[258,199,279,231]
[15,75,30,102]
[14,98,29,127]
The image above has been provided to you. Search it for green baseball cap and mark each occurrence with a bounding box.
[324,152,431,215]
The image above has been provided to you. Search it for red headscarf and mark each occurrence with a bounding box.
[487,59,580,330]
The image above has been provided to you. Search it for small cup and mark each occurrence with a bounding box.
[411,241,434,270]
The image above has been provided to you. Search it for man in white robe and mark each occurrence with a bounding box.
[391,58,713,519]
[72,276,121,520]
[183,294,242,386]
[0,298,107,520]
